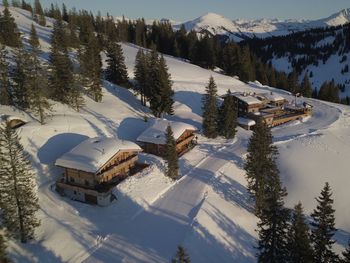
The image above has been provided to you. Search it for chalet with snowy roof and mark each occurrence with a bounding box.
[258,92,286,107]
[231,92,264,114]
[137,119,197,157]
[55,137,142,206]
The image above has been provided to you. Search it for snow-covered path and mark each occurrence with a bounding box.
[82,139,247,263]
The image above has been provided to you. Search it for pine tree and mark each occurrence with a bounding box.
[0,123,40,243]
[288,70,299,94]
[49,19,75,104]
[257,172,290,263]
[134,49,148,106]
[0,45,12,105]
[26,33,51,124]
[158,55,174,116]
[147,49,161,116]
[219,90,237,139]
[202,76,218,138]
[341,240,350,263]
[0,232,11,263]
[12,47,30,109]
[11,0,20,7]
[78,32,102,102]
[28,24,40,49]
[311,182,338,263]
[244,119,279,213]
[33,0,45,26]
[287,202,314,263]
[105,41,128,86]
[0,6,21,47]
[300,73,313,98]
[165,125,179,180]
[245,118,290,262]
[172,246,190,263]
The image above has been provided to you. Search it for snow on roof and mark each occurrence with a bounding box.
[55,137,142,173]
[0,114,27,123]
[238,117,256,126]
[137,119,197,145]
[232,93,262,105]
[263,93,285,102]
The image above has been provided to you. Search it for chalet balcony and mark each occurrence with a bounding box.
[98,155,138,181]
[176,135,195,149]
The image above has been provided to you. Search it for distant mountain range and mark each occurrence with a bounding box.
[173,9,350,41]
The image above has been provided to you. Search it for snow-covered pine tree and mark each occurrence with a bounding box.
[287,202,314,263]
[300,73,313,98]
[49,18,75,104]
[219,90,237,139]
[0,124,40,243]
[311,182,338,263]
[171,246,190,263]
[69,74,85,112]
[158,55,174,116]
[341,240,350,263]
[0,232,11,263]
[165,125,179,180]
[78,31,102,102]
[105,41,129,86]
[244,118,278,213]
[0,6,21,47]
[0,45,12,105]
[202,76,219,138]
[26,23,51,124]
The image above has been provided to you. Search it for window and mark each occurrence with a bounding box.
[70,177,75,183]
[85,180,90,186]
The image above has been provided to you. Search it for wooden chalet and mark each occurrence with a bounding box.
[231,92,264,114]
[55,137,142,206]
[137,119,197,157]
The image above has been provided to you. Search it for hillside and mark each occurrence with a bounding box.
[0,6,350,263]
[175,9,350,41]
[245,23,350,98]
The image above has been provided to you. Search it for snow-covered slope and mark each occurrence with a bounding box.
[175,9,350,41]
[1,6,350,263]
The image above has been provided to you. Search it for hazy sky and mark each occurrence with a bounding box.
[36,0,350,21]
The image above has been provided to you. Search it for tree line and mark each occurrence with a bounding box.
[245,119,350,263]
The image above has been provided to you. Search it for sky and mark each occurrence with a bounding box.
[36,0,350,22]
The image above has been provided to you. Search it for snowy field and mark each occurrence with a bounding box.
[1,6,350,262]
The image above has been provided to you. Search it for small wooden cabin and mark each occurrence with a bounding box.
[55,137,142,206]
[137,119,197,157]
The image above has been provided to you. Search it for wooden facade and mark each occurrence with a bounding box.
[62,150,139,189]
[142,129,196,157]
[56,148,141,206]
[233,96,263,114]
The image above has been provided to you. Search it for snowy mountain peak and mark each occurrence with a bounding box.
[180,12,239,35]
[323,8,350,26]
[177,8,350,41]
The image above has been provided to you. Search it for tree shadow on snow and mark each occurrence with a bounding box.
[174,90,203,116]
